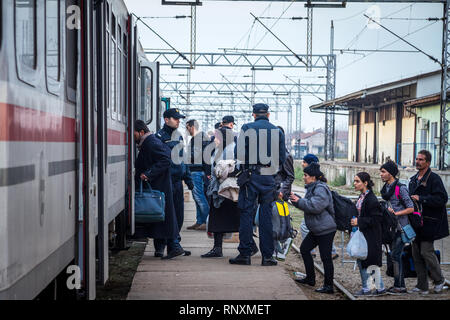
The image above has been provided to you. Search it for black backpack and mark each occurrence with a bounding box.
[331,190,357,232]
[380,201,398,245]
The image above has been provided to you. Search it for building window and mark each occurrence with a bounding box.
[46,0,61,95]
[15,0,37,80]
[364,111,375,123]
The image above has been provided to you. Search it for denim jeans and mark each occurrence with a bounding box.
[357,260,385,291]
[391,232,406,288]
[191,171,210,225]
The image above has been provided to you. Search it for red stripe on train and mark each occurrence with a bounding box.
[0,102,77,142]
[0,102,127,145]
[107,129,127,145]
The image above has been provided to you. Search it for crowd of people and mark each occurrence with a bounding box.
[133,103,449,297]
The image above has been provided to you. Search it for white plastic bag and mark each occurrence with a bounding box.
[346,229,368,260]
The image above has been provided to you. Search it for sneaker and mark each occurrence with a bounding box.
[187,223,200,230]
[354,289,372,297]
[195,223,207,231]
[161,247,184,260]
[372,288,387,296]
[387,286,407,295]
[410,287,429,295]
[433,280,446,294]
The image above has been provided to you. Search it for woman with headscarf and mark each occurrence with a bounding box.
[290,162,336,294]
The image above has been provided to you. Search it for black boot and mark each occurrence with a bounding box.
[261,256,277,266]
[315,285,334,294]
[201,247,223,258]
[229,254,251,265]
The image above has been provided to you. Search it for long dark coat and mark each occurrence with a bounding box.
[358,190,383,269]
[134,134,178,240]
[208,198,240,233]
[409,168,449,242]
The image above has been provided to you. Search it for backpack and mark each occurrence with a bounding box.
[380,201,398,245]
[271,200,295,241]
[394,184,423,232]
[331,190,357,232]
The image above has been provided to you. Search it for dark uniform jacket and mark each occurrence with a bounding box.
[156,124,193,189]
[275,150,295,201]
[134,134,178,239]
[357,190,383,269]
[409,168,449,241]
[237,116,286,172]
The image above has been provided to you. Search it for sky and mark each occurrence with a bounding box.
[124,0,443,133]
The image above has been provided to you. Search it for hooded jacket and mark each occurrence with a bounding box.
[293,181,337,236]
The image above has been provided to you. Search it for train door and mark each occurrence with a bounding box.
[139,61,160,133]
[77,1,97,300]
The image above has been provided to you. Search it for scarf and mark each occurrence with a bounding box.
[380,179,398,201]
[137,132,151,151]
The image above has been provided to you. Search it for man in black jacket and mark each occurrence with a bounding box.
[274,126,294,201]
[186,119,212,230]
[409,150,448,294]
[156,108,194,258]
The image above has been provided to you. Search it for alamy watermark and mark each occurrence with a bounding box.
[169,128,283,175]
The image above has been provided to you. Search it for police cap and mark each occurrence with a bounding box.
[252,103,269,114]
[163,108,186,119]
[222,115,235,124]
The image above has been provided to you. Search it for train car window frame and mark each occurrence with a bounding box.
[117,24,122,123]
[0,1,2,50]
[15,0,38,86]
[122,52,127,123]
[105,10,110,118]
[45,0,61,96]
[65,0,79,103]
[110,12,117,121]
[140,66,153,125]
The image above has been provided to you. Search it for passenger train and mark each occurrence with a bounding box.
[0,0,162,299]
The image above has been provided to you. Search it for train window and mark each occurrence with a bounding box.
[106,2,109,25]
[66,0,79,103]
[140,67,153,124]
[111,36,116,118]
[117,45,121,122]
[106,29,110,116]
[15,0,37,80]
[123,54,127,120]
[46,0,61,95]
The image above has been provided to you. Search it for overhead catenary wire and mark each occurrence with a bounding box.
[250,12,307,67]
[364,13,441,67]
[338,20,439,71]
[133,13,192,66]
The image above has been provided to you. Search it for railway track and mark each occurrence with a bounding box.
[290,243,357,300]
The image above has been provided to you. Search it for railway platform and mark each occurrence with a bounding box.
[127,191,307,300]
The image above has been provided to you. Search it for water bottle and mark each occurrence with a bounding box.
[351,216,358,234]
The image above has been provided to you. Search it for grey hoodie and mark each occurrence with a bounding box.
[293,181,337,236]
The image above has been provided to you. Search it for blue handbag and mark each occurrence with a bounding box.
[400,223,416,244]
[135,181,165,223]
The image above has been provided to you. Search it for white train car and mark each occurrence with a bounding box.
[0,0,160,300]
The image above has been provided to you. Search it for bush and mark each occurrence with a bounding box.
[331,174,346,187]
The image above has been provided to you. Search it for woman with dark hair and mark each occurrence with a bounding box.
[202,126,243,258]
[352,172,386,296]
[289,162,336,294]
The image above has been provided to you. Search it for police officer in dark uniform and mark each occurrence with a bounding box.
[156,108,194,258]
[230,103,286,266]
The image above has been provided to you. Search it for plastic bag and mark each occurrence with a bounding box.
[346,229,368,260]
